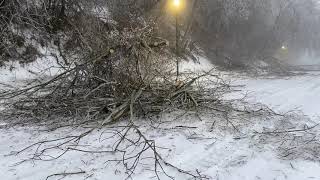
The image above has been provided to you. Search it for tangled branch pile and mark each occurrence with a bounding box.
[0,1,235,127]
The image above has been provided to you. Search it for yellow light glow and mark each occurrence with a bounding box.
[173,0,181,7]
[281,46,287,50]
[167,0,184,15]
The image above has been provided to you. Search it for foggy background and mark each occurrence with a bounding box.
[181,0,320,67]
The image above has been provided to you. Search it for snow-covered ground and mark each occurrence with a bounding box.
[0,47,62,86]
[1,59,320,180]
[230,72,320,119]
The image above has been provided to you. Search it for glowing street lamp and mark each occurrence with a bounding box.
[281,45,287,50]
[173,0,181,7]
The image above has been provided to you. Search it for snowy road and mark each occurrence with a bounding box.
[1,61,320,180]
[232,72,320,119]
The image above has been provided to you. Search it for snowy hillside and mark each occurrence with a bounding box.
[1,59,320,180]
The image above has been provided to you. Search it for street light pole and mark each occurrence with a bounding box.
[173,0,181,80]
[176,12,180,78]
[172,0,181,80]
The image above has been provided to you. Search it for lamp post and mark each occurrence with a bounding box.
[173,0,181,79]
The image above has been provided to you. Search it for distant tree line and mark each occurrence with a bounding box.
[188,0,320,67]
[1,0,320,67]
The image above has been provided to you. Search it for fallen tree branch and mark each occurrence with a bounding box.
[256,123,319,135]
[46,170,86,180]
